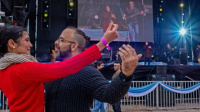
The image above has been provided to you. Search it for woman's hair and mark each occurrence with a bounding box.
[0,25,26,55]
[94,61,103,68]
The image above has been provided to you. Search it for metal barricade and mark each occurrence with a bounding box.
[1,81,200,112]
[0,90,9,112]
[106,81,200,111]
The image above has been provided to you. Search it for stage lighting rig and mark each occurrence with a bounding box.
[157,0,164,23]
[67,0,76,19]
[42,0,50,30]
[180,3,184,8]
[159,8,163,12]
[69,1,75,8]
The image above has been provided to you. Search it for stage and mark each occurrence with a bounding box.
[100,62,200,81]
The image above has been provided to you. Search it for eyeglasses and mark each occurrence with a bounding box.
[57,37,76,43]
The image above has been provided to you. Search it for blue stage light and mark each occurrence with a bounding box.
[180,28,186,36]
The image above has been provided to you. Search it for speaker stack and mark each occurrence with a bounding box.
[179,48,188,65]
[147,66,175,81]
[146,66,175,107]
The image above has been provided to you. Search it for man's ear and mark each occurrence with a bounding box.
[71,43,78,52]
[8,39,16,49]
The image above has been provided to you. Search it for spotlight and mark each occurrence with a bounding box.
[180,28,186,35]
[152,75,156,79]
[187,56,190,61]
[180,3,184,7]
[159,8,163,12]
[172,75,176,80]
[69,1,75,7]
[44,13,48,17]
[181,21,184,24]
[94,15,99,19]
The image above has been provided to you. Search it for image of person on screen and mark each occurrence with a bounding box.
[102,5,116,33]
[123,0,144,42]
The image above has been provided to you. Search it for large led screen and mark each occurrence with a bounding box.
[78,0,153,42]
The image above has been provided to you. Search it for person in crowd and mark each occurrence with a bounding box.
[196,44,200,64]
[164,43,174,64]
[143,42,152,65]
[45,26,142,112]
[112,61,129,112]
[92,61,105,112]
[94,61,104,70]
[123,0,144,42]
[0,22,118,112]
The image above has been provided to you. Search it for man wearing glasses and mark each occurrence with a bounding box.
[45,26,141,112]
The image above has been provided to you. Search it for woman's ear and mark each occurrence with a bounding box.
[8,39,16,49]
